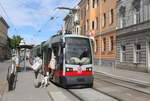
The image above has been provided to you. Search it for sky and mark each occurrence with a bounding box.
[0,0,80,45]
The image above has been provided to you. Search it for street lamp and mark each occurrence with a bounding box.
[56,7,77,12]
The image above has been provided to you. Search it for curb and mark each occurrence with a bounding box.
[94,70,150,86]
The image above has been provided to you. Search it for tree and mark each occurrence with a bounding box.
[9,35,23,49]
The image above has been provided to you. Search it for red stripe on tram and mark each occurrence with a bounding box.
[54,70,93,76]
[65,71,93,76]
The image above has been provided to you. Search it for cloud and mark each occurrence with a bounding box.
[0,0,80,44]
[1,0,80,27]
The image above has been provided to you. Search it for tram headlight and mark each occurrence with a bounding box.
[86,67,92,72]
[66,68,73,72]
[89,67,92,71]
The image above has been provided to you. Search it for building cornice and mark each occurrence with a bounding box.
[95,27,117,37]
[117,20,150,37]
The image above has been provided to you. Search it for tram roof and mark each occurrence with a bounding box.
[43,34,90,48]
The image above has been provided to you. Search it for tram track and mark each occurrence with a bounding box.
[94,73,150,95]
[66,89,85,101]
[93,73,150,100]
[92,87,122,101]
[47,71,150,101]
[94,72,150,87]
[66,88,118,101]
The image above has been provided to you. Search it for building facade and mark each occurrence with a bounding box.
[79,0,117,67]
[64,6,81,35]
[79,0,100,37]
[0,17,9,61]
[116,0,150,72]
[95,0,117,67]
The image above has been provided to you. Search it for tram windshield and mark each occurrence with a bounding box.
[65,37,92,65]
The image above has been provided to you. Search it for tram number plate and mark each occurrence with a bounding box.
[77,78,85,82]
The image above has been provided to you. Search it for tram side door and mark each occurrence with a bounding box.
[52,43,63,83]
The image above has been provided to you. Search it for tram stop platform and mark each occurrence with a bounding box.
[94,65,150,86]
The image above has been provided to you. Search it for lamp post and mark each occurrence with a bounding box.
[56,7,77,12]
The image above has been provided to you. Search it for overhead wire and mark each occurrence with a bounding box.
[52,0,79,31]
[37,0,78,33]
[0,1,20,35]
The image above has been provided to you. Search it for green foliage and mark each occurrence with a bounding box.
[9,35,23,49]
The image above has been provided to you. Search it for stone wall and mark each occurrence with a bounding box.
[116,21,150,72]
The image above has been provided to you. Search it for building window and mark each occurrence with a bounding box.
[102,38,106,52]
[120,45,126,62]
[109,36,114,51]
[96,17,99,30]
[133,11,140,24]
[93,0,95,8]
[76,27,79,35]
[86,0,90,10]
[119,6,126,28]
[133,44,141,63]
[88,0,90,7]
[95,0,99,8]
[81,10,84,19]
[84,25,86,33]
[84,8,86,16]
[86,20,89,31]
[97,0,99,6]
[102,13,106,27]
[95,39,98,53]
[92,21,95,30]
[110,9,114,24]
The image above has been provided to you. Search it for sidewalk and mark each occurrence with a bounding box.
[1,71,51,101]
[94,65,150,86]
[0,61,10,100]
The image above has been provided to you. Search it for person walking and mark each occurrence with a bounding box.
[32,53,42,87]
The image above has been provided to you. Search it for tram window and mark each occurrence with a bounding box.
[65,37,92,65]
[58,47,63,70]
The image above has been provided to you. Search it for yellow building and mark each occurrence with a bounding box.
[79,0,117,67]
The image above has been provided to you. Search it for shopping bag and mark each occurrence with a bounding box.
[32,57,42,71]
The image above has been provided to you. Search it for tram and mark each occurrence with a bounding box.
[30,33,94,88]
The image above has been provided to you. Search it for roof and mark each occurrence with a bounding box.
[63,14,72,21]
[0,17,9,28]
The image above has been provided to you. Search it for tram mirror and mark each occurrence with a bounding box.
[61,42,65,48]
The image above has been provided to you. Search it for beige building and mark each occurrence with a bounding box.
[64,6,81,35]
[0,16,9,61]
